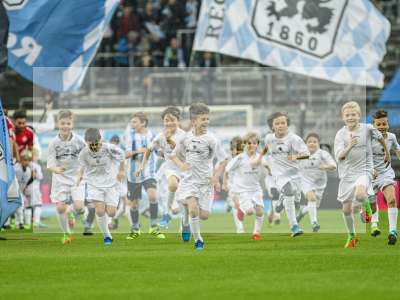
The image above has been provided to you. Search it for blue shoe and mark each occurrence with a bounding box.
[194,239,204,250]
[388,230,397,245]
[159,214,171,229]
[291,224,304,237]
[104,236,113,245]
[181,224,191,242]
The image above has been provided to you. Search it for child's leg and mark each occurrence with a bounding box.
[306,191,318,225]
[231,195,244,233]
[24,207,32,227]
[167,175,179,214]
[188,197,202,241]
[56,202,70,234]
[33,205,42,225]
[147,187,159,228]
[253,205,264,235]
[383,184,398,232]
[95,201,111,239]
[342,200,355,235]
[282,183,298,228]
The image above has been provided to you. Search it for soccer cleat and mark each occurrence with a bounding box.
[362,200,372,223]
[61,233,73,245]
[388,230,397,245]
[103,236,113,245]
[33,222,48,228]
[236,208,245,222]
[312,222,320,233]
[370,224,381,237]
[159,214,171,229]
[194,239,204,250]
[18,224,25,230]
[252,233,261,241]
[126,229,141,240]
[83,226,93,236]
[181,224,191,242]
[149,226,166,239]
[344,234,359,248]
[290,224,304,237]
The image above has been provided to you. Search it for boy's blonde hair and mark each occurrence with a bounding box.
[20,149,33,161]
[57,110,74,121]
[243,132,260,144]
[341,101,361,115]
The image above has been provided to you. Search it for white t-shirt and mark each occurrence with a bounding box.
[372,131,400,177]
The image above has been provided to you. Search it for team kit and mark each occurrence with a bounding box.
[22,101,400,250]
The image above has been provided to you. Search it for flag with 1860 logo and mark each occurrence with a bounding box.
[194,0,391,88]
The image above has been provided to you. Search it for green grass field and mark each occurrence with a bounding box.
[1,211,399,300]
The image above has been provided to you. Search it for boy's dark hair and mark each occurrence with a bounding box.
[58,110,73,120]
[230,136,244,152]
[85,128,102,142]
[243,132,260,144]
[189,102,210,120]
[161,106,181,120]
[267,112,290,129]
[132,112,148,127]
[13,109,27,120]
[373,109,388,120]
[305,132,320,143]
[110,135,120,144]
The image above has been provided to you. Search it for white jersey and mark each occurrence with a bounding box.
[226,152,264,193]
[334,123,382,180]
[47,133,86,186]
[264,132,309,178]
[372,132,399,177]
[300,149,336,190]
[15,162,43,199]
[79,143,124,188]
[150,128,186,161]
[172,131,228,185]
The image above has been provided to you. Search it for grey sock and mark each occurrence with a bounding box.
[130,208,139,230]
[150,203,158,227]
[85,207,95,227]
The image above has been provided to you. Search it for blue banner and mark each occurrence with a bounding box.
[0,98,21,228]
[6,0,119,92]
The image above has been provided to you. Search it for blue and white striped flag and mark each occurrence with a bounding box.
[194,0,391,88]
[6,0,120,92]
[0,99,21,228]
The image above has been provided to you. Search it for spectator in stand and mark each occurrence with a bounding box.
[185,0,199,29]
[5,108,19,161]
[163,37,186,104]
[138,52,154,102]
[116,4,141,40]
[198,52,217,104]
[160,0,187,41]
[13,109,34,155]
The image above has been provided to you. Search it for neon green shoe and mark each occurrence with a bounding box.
[344,234,359,248]
[371,224,381,237]
[149,226,166,239]
[61,233,73,245]
[362,200,372,223]
[126,229,141,240]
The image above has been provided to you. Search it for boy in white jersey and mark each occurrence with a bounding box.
[77,128,125,245]
[47,110,86,244]
[125,112,165,239]
[223,136,245,233]
[137,107,186,232]
[334,101,390,248]
[170,103,228,250]
[368,110,400,244]
[226,132,268,240]
[264,112,309,237]
[297,133,336,232]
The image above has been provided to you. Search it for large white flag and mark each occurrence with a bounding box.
[194,0,391,88]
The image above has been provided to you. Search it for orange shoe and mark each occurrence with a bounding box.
[344,234,359,248]
[62,234,73,245]
[252,233,261,241]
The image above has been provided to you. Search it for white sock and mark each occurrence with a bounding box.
[232,208,244,232]
[308,202,317,224]
[301,205,309,215]
[189,216,202,242]
[343,213,355,234]
[96,214,112,238]
[33,206,42,224]
[283,196,297,227]
[371,210,379,224]
[125,207,133,227]
[24,208,32,226]
[182,206,189,227]
[56,211,70,234]
[167,191,176,210]
[16,207,24,225]
[253,215,264,234]
[388,207,398,232]
[115,203,125,219]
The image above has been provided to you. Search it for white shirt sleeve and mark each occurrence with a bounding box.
[292,135,309,155]
[215,138,228,162]
[322,150,336,167]
[108,144,124,162]
[124,126,132,152]
[225,155,241,174]
[391,133,400,152]
[33,163,43,180]
[47,141,56,169]
[368,124,383,140]
[334,130,345,162]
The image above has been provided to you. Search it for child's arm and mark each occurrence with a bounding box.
[337,134,357,161]
[47,141,65,174]
[212,159,228,192]
[378,137,391,164]
[251,145,269,167]
[117,160,125,182]
[76,167,84,186]
[135,148,152,177]
[222,172,229,192]
[170,155,191,171]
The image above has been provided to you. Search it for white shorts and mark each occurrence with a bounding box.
[86,184,119,207]
[301,179,325,206]
[337,174,372,203]
[50,181,86,203]
[238,191,264,212]
[177,181,213,212]
[373,173,395,194]
[275,176,301,203]
[227,191,239,207]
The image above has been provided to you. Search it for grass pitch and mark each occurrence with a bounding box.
[1,211,399,300]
